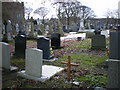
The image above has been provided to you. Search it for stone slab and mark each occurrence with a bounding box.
[10,66,18,71]
[43,58,58,62]
[18,65,64,82]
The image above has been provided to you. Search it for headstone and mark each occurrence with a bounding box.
[18,48,64,82]
[91,34,106,50]
[79,19,84,30]
[37,37,50,60]
[108,31,120,88]
[15,34,26,58]
[45,25,49,31]
[101,30,110,38]
[0,42,18,70]
[109,32,120,60]
[26,48,43,77]
[7,20,12,40]
[15,23,19,34]
[0,42,10,69]
[51,33,61,49]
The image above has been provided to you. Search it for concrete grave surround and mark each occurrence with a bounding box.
[18,48,64,82]
[0,42,18,71]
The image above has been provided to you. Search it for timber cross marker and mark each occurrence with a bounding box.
[61,56,79,82]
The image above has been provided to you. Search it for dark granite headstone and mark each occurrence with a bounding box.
[15,35,26,58]
[51,33,61,49]
[37,37,50,59]
[109,32,120,60]
[108,31,120,88]
[91,34,106,50]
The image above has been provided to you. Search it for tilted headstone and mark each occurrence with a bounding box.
[37,37,50,59]
[25,48,43,77]
[51,33,61,49]
[15,35,26,58]
[0,42,18,70]
[91,34,106,50]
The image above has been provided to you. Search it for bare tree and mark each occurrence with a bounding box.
[34,7,49,33]
[25,7,33,20]
[53,0,81,30]
[104,9,119,26]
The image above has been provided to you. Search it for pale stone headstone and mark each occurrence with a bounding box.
[101,30,110,38]
[15,23,19,34]
[0,42,2,68]
[25,48,43,77]
[0,42,10,69]
[7,20,12,40]
[45,25,49,31]
[18,48,64,82]
[0,2,2,89]
[0,42,18,70]
[79,19,84,30]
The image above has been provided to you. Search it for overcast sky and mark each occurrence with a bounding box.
[19,0,120,19]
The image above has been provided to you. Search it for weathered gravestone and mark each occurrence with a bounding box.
[37,37,50,60]
[7,20,12,40]
[18,48,64,82]
[0,42,18,70]
[91,29,106,50]
[108,31,120,88]
[51,33,61,49]
[15,34,26,58]
[18,48,43,81]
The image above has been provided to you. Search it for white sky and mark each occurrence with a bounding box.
[19,0,120,19]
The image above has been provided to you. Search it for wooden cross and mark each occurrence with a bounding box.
[61,56,79,82]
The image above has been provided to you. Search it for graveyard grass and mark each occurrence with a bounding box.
[3,39,108,88]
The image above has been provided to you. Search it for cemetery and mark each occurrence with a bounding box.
[1,0,120,89]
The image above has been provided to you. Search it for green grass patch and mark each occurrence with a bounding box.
[44,54,108,70]
[8,40,15,45]
[76,74,107,87]
[11,58,25,70]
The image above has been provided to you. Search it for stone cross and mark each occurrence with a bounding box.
[61,56,79,82]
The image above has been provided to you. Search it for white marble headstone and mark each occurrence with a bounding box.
[25,48,43,77]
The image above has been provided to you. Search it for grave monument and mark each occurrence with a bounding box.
[15,34,26,58]
[18,48,64,82]
[91,25,106,50]
[51,33,61,49]
[37,37,50,60]
[0,42,18,71]
[108,28,120,88]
